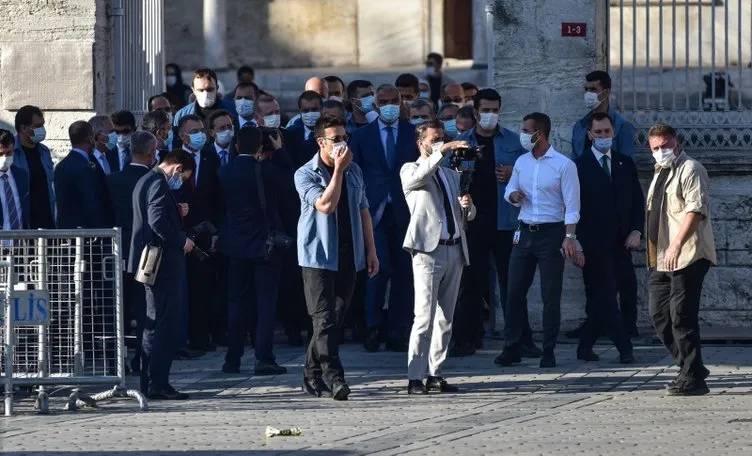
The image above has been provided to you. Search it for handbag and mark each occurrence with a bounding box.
[135,244,163,285]
[255,162,293,260]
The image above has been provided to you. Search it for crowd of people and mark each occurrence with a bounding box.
[0,52,717,401]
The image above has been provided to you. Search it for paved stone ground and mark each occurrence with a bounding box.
[2,339,752,455]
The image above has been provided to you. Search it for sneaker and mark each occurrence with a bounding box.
[666,378,710,396]
[332,380,351,401]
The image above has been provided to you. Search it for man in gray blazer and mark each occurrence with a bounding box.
[400,120,476,395]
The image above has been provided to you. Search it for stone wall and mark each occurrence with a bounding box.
[0,0,114,160]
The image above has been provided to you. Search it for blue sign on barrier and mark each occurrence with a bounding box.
[0,290,50,326]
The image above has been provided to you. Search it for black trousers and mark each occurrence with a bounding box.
[649,259,710,381]
[579,250,633,355]
[212,254,229,344]
[279,248,310,336]
[455,228,534,345]
[301,246,356,386]
[186,255,215,346]
[504,223,565,353]
[141,269,183,393]
[584,245,638,333]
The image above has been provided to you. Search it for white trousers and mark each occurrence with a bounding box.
[407,244,463,380]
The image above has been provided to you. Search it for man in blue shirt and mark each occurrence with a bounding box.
[294,115,379,401]
[453,88,541,359]
[571,71,636,159]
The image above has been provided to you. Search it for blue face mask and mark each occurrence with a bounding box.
[593,137,613,152]
[419,91,430,99]
[378,104,401,123]
[188,132,207,151]
[235,99,254,118]
[358,95,375,114]
[165,129,174,147]
[215,128,234,147]
[167,171,184,190]
[442,119,458,137]
[106,131,117,150]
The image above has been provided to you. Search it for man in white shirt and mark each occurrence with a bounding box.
[495,112,583,368]
[0,129,28,232]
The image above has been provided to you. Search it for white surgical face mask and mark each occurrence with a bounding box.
[166,75,177,87]
[430,141,444,156]
[584,91,603,110]
[652,147,676,168]
[0,155,14,172]
[520,132,538,151]
[263,114,281,128]
[329,96,343,103]
[301,111,322,128]
[329,141,347,159]
[195,90,217,108]
[479,112,500,130]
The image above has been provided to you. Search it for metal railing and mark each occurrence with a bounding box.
[0,229,147,416]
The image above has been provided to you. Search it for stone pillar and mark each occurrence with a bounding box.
[203,0,227,69]
[471,0,488,68]
[121,0,165,117]
[0,0,115,160]
[490,0,607,331]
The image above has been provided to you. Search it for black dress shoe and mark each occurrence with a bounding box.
[222,362,240,374]
[175,347,205,360]
[407,379,428,395]
[363,329,380,352]
[666,378,710,396]
[577,349,600,362]
[148,387,189,400]
[619,352,636,364]
[448,341,476,358]
[255,361,288,376]
[519,343,543,358]
[565,321,587,339]
[494,349,521,366]
[385,340,409,353]
[302,376,332,397]
[539,352,556,368]
[426,376,459,393]
[332,380,351,401]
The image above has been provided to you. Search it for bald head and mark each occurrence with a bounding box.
[442,83,465,107]
[304,77,329,99]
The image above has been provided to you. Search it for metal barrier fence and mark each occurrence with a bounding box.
[609,0,752,151]
[0,229,146,416]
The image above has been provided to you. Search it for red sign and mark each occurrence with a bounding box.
[561,22,587,37]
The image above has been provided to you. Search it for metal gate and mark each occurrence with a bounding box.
[609,0,752,151]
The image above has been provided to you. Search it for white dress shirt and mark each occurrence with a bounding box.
[182,145,201,182]
[0,169,22,230]
[592,146,612,175]
[504,146,580,225]
[94,150,111,174]
[304,125,313,141]
[435,166,459,240]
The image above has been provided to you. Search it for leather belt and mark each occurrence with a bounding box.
[520,222,564,232]
[438,238,460,246]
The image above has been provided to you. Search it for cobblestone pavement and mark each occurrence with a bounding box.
[2,339,752,455]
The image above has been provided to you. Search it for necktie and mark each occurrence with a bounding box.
[601,155,611,178]
[188,153,197,190]
[122,148,131,169]
[98,154,111,174]
[433,172,456,239]
[385,125,396,169]
[2,174,20,230]
[220,150,227,166]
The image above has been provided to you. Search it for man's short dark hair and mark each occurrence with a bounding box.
[314,114,346,139]
[523,112,552,139]
[142,111,170,134]
[395,73,420,93]
[426,52,444,67]
[298,90,323,109]
[346,79,373,99]
[178,114,203,132]
[648,123,678,139]
[588,112,613,130]
[474,88,501,109]
[193,68,218,86]
[586,70,612,90]
[68,120,94,145]
[0,129,15,147]
[111,110,136,129]
[234,82,259,96]
[236,126,263,155]
[415,119,444,143]
[207,109,232,130]
[461,82,479,92]
[324,75,345,89]
[237,65,255,79]
[147,94,169,111]
[162,149,196,172]
[457,106,476,120]
[322,100,346,118]
[15,105,43,132]
[253,94,278,115]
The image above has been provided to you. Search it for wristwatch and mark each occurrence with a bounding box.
[565,233,577,240]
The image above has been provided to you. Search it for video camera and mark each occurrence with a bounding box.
[261,127,282,152]
[186,221,218,262]
[449,145,484,195]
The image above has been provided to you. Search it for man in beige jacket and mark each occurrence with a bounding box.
[646,123,716,397]
[400,120,475,395]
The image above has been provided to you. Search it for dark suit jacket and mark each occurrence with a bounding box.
[106,164,151,265]
[217,156,283,259]
[0,165,31,229]
[284,124,319,170]
[129,169,187,277]
[575,149,645,253]
[350,119,419,227]
[107,147,128,173]
[174,145,222,229]
[54,150,111,229]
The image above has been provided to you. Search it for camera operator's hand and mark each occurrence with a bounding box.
[509,190,525,204]
[183,238,195,254]
[269,131,283,151]
[334,146,352,171]
[495,165,513,183]
[458,194,473,209]
[440,140,471,156]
